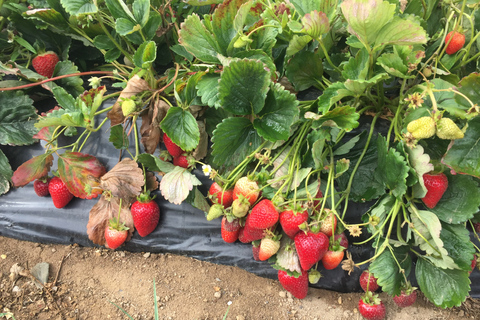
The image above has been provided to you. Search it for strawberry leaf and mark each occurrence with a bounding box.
[178,14,221,64]
[211,0,245,55]
[406,144,434,198]
[87,195,134,246]
[362,194,396,236]
[32,126,56,142]
[109,124,129,150]
[61,0,98,15]
[99,159,144,199]
[57,152,107,199]
[0,150,13,195]
[443,116,480,178]
[253,83,299,141]
[196,73,221,108]
[11,154,54,187]
[429,175,480,224]
[424,79,468,119]
[43,61,84,97]
[310,105,360,132]
[440,223,476,271]
[375,136,409,198]
[185,187,211,214]
[369,246,412,296]
[137,153,175,173]
[211,117,263,167]
[218,59,270,115]
[373,16,427,48]
[35,108,84,129]
[159,166,201,205]
[140,99,169,154]
[0,91,38,146]
[133,41,156,69]
[416,258,470,308]
[455,73,480,112]
[160,107,199,152]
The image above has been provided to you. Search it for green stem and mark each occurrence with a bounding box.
[318,39,342,73]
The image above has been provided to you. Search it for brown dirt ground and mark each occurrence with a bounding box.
[0,236,478,320]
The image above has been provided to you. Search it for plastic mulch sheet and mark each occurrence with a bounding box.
[1,99,478,297]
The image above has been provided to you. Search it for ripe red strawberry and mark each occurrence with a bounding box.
[247,199,279,229]
[280,209,309,239]
[131,193,160,237]
[238,216,267,243]
[163,132,184,157]
[173,155,191,168]
[208,182,234,208]
[233,176,260,206]
[48,176,74,208]
[278,269,308,299]
[34,177,51,197]
[221,216,240,243]
[32,51,59,78]
[318,209,337,237]
[259,236,280,261]
[322,245,345,270]
[470,254,477,274]
[422,172,448,209]
[334,232,349,249]
[358,292,386,320]
[104,218,129,250]
[445,31,465,55]
[473,222,480,233]
[294,231,329,271]
[393,289,417,308]
[360,270,380,292]
[252,242,261,261]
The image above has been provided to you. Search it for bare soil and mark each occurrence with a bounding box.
[0,236,478,320]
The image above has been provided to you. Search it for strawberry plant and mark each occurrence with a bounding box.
[1,0,480,313]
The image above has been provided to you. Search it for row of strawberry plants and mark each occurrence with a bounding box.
[1,0,480,317]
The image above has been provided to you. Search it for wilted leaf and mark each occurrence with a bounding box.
[57,152,107,199]
[140,99,170,154]
[107,75,151,126]
[86,195,134,246]
[145,171,159,192]
[192,120,208,160]
[160,166,201,204]
[12,154,54,187]
[32,126,56,142]
[100,158,144,199]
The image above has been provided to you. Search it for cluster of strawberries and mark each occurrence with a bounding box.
[206,176,349,299]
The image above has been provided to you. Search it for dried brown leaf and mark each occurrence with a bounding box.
[140,98,170,154]
[192,120,208,160]
[87,195,134,245]
[108,75,151,126]
[145,171,159,192]
[100,158,144,199]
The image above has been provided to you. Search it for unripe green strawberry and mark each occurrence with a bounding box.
[206,203,224,221]
[445,31,465,55]
[436,118,464,140]
[232,197,250,218]
[121,99,137,117]
[32,51,59,78]
[406,116,436,139]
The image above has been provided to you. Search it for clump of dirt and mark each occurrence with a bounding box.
[0,236,478,320]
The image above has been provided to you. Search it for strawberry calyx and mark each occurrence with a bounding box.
[136,190,156,203]
[108,217,129,232]
[362,291,382,306]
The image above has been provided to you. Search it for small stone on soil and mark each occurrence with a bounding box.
[214,291,222,299]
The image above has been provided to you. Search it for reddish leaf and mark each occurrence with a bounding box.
[100,158,144,199]
[87,195,134,245]
[140,99,170,154]
[32,126,56,141]
[57,152,107,199]
[12,154,53,187]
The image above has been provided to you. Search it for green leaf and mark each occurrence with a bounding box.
[377,52,411,79]
[160,107,200,152]
[0,150,12,195]
[109,124,129,150]
[316,82,353,113]
[60,0,97,15]
[218,59,270,115]
[424,79,468,118]
[410,208,456,269]
[430,174,480,224]
[336,133,384,202]
[52,87,76,112]
[343,73,390,95]
[443,116,480,177]
[132,0,149,27]
[416,258,470,308]
[340,0,396,48]
[233,0,253,32]
[375,136,409,198]
[115,17,139,36]
[233,50,276,79]
[253,83,299,141]
[159,166,201,205]
[342,48,369,80]
[11,154,54,188]
[285,50,324,91]
[185,187,211,214]
[137,153,175,173]
[211,0,244,55]
[310,105,360,131]
[289,0,336,18]
[22,8,70,31]
[47,61,84,97]
[184,0,223,5]
[133,41,156,69]
[362,194,396,235]
[301,10,330,39]
[374,16,427,48]
[211,117,263,167]
[369,246,412,296]
[333,134,360,156]
[196,73,221,108]
[93,34,116,50]
[57,152,106,199]
[105,48,121,63]
[178,14,221,64]
[35,108,84,128]
[104,0,135,21]
[286,35,312,56]
[0,91,38,146]
[441,223,476,271]
[455,73,480,111]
